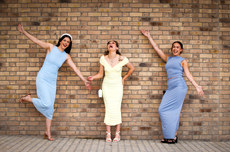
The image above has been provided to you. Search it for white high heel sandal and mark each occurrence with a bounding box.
[106,131,112,142]
[113,131,120,142]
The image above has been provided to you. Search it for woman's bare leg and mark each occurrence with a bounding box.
[113,124,121,142]
[45,118,54,141]
[106,125,111,142]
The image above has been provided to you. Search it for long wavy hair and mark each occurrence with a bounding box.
[56,35,72,54]
[171,41,183,54]
[104,40,121,55]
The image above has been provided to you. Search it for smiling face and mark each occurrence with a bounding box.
[171,42,183,56]
[59,37,71,50]
[107,41,118,52]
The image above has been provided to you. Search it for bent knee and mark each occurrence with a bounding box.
[41,103,52,109]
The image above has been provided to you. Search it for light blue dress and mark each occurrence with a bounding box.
[32,46,67,120]
[158,56,188,139]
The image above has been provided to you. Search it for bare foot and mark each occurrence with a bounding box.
[19,94,32,103]
[44,132,54,141]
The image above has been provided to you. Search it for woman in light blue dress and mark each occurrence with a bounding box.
[141,30,204,144]
[18,24,91,141]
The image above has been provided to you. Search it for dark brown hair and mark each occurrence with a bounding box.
[104,40,121,55]
[56,35,72,54]
[171,41,183,54]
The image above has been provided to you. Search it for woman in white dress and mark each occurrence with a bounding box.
[88,40,135,142]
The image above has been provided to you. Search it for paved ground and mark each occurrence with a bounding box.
[0,135,230,152]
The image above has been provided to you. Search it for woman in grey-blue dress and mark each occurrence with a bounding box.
[141,30,204,144]
[18,24,91,141]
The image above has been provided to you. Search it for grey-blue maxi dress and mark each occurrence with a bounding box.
[158,56,188,139]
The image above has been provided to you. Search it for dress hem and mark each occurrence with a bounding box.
[104,122,122,126]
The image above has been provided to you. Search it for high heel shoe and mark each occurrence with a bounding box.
[44,133,54,141]
[113,131,120,142]
[167,139,176,144]
[166,136,178,144]
[161,136,178,144]
[19,94,31,103]
[106,131,111,142]
[161,138,168,143]
[175,136,178,143]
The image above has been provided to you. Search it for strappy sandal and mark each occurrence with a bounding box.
[106,131,111,142]
[167,139,176,144]
[167,136,178,144]
[113,131,120,142]
[44,133,54,141]
[175,136,178,143]
[161,138,168,143]
[161,136,178,144]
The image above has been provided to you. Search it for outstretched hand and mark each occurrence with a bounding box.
[141,29,150,37]
[18,24,25,34]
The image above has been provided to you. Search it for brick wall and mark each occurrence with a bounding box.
[0,0,229,141]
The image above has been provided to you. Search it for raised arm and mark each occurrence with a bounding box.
[182,60,204,96]
[17,24,52,51]
[141,30,168,62]
[66,54,91,90]
[88,64,104,81]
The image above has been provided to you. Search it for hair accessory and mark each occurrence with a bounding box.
[60,33,72,41]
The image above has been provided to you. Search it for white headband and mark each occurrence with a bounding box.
[60,33,72,41]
